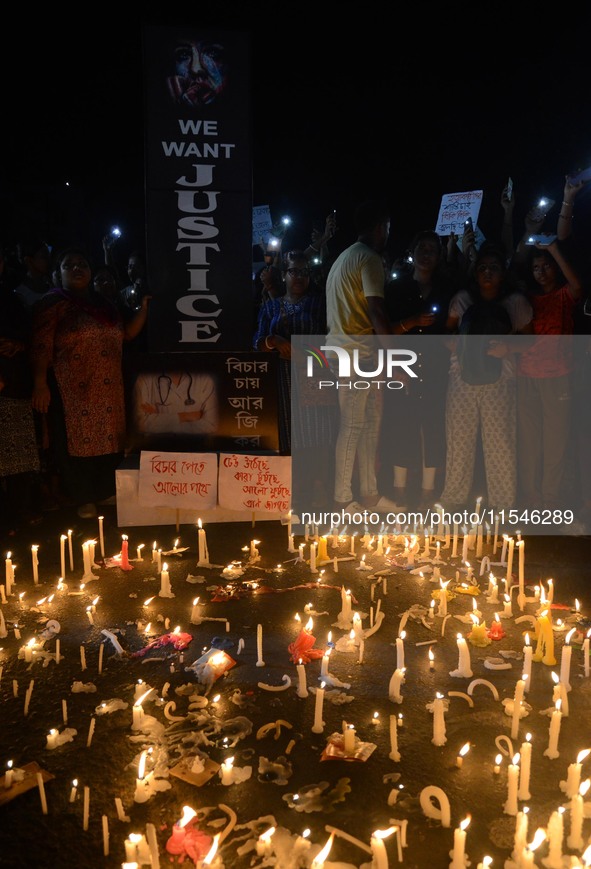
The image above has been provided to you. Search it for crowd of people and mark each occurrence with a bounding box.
[253,177,591,528]
[2,173,591,537]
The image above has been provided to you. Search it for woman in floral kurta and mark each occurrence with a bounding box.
[31,248,149,518]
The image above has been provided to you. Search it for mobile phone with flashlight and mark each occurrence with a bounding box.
[535,197,555,216]
[431,304,439,313]
[111,226,122,238]
[464,217,473,233]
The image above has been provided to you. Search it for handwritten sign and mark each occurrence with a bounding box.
[138,451,218,509]
[435,190,483,236]
[218,454,291,514]
[253,204,273,246]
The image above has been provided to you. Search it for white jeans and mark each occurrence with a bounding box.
[333,382,383,503]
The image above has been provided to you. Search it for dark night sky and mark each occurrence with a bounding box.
[3,5,591,263]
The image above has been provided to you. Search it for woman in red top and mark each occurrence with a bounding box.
[516,238,582,509]
[31,248,150,518]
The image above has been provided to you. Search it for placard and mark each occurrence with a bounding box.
[138,451,218,509]
[252,204,272,246]
[435,189,483,236]
[218,453,291,514]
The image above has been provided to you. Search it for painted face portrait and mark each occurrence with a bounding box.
[167,39,228,107]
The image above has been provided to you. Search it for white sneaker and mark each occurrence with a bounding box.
[77,503,97,519]
[373,496,402,513]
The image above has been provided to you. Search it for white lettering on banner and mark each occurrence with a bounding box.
[174,160,227,345]
[161,142,236,158]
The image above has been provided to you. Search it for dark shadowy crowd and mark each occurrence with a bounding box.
[2,173,591,537]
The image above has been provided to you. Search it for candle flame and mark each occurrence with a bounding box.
[552,671,559,684]
[580,778,591,796]
[565,628,576,644]
[460,815,471,831]
[203,833,220,865]
[373,712,379,720]
[527,828,546,852]
[295,613,301,623]
[134,688,152,707]
[524,633,530,646]
[582,844,591,866]
[481,858,492,868]
[178,805,197,828]
[495,754,503,765]
[7,761,13,770]
[428,647,435,661]
[197,518,203,529]
[555,699,562,711]
[577,748,591,763]
[192,597,200,606]
[302,828,310,838]
[305,616,314,633]
[512,753,520,765]
[173,625,180,634]
[259,826,275,843]
[525,732,532,743]
[312,831,335,865]
[122,534,128,541]
[459,742,470,758]
[470,614,479,626]
[162,562,168,572]
[224,756,234,769]
[373,826,397,840]
[137,750,147,780]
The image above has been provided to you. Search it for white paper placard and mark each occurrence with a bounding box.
[138,451,218,509]
[252,204,273,245]
[218,454,291,514]
[435,189,483,236]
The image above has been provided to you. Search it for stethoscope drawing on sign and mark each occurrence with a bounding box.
[156,372,215,413]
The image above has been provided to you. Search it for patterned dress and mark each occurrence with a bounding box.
[31,290,126,457]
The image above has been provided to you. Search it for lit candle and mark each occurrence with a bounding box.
[450,633,473,678]
[567,778,590,851]
[456,742,470,768]
[190,597,202,624]
[69,778,78,803]
[562,748,590,798]
[343,723,356,755]
[31,546,39,585]
[450,815,471,869]
[521,828,546,868]
[151,541,157,562]
[296,659,308,698]
[60,535,66,580]
[120,535,130,570]
[370,827,396,869]
[532,609,556,666]
[159,562,172,597]
[46,728,59,750]
[311,681,325,733]
[544,699,563,759]
[438,580,449,619]
[517,538,526,610]
[197,519,210,566]
[4,760,14,789]
[506,536,515,586]
[309,541,317,574]
[432,692,447,746]
[320,647,331,678]
[545,806,565,869]
[517,733,532,801]
[504,753,520,815]
[396,631,406,670]
[559,627,575,692]
[220,756,235,785]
